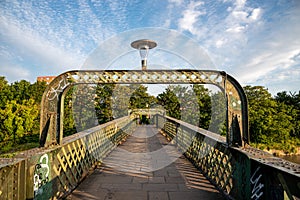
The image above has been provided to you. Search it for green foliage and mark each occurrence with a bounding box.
[0,78,44,155]
[0,99,39,144]
[1,74,299,156]
[112,85,133,118]
[95,84,115,124]
[275,91,300,138]
[192,85,211,129]
[210,92,226,135]
[29,81,47,103]
[157,86,181,119]
[157,84,212,129]
[63,87,77,136]
[245,86,300,153]
[129,85,157,109]
[72,85,98,131]
[0,76,12,108]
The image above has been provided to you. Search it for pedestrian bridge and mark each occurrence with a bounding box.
[68,124,224,200]
[1,70,299,200]
[1,113,300,200]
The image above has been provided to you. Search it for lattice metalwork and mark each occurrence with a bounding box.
[156,114,234,196]
[155,114,300,199]
[0,116,137,199]
[40,69,248,148]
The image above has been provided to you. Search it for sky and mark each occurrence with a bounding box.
[1,0,300,95]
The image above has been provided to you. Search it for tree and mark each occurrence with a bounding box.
[111,85,132,118]
[244,86,294,148]
[63,87,76,136]
[157,84,212,129]
[157,86,181,119]
[29,81,47,103]
[72,84,98,131]
[192,84,211,129]
[95,84,115,124]
[275,91,300,138]
[0,76,12,108]
[210,91,226,135]
[129,85,156,109]
[10,80,32,104]
[0,99,39,144]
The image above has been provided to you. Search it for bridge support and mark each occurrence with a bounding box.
[39,70,249,148]
[154,114,300,200]
[1,110,299,199]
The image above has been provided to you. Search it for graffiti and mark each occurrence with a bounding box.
[250,166,264,200]
[47,78,69,101]
[34,154,50,195]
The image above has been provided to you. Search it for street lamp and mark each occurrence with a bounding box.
[131,39,157,70]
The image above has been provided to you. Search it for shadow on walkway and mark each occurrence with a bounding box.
[67,125,225,200]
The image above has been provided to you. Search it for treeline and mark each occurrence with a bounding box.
[0,77,47,155]
[62,84,157,135]
[244,86,300,153]
[157,85,300,153]
[0,75,299,156]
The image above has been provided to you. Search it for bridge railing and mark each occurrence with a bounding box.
[0,116,137,200]
[155,114,300,200]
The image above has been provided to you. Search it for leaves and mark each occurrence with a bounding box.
[0,99,38,143]
[244,86,300,153]
[129,84,156,109]
[157,84,212,129]
[0,74,299,155]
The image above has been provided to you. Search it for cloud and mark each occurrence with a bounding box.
[232,10,249,20]
[0,0,121,82]
[178,1,206,35]
[226,25,246,33]
[215,39,227,48]
[231,2,300,87]
[0,59,31,82]
[250,8,262,21]
[236,49,300,84]
[0,0,299,95]
[0,15,84,69]
[168,0,184,6]
[175,0,299,95]
[234,0,246,8]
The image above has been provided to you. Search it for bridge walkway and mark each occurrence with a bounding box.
[67,125,224,200]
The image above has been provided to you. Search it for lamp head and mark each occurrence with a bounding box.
[131,39,157,70]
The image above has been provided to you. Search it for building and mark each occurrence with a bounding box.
[37,76,56,85]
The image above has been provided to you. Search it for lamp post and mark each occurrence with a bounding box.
[131,39,157,70]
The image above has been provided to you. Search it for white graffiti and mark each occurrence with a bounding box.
[47,78,69,101]
[39,154,50,177]
[250,166,264,200]
[33,154,50,195]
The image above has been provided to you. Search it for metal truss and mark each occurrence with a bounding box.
[40,70,249,147]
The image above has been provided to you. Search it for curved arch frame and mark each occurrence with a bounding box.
[39,70,249,147]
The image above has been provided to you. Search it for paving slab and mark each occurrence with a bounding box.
[67,125,225,200]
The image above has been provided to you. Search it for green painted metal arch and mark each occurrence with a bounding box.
[39,69,249,147]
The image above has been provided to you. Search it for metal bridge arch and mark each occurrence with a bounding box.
[40,69,249,147]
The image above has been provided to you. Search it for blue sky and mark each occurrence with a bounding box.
[1,0,299,95]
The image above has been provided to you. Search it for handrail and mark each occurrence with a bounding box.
[0,116,137,199]
[155,114,300,199]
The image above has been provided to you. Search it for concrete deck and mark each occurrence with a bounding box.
[67,125,225,200]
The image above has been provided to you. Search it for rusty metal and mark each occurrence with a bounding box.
[156,114,233,196]
[0,158,26,200]
[0,116,137,199]
[155,114,300,199]
[1,111,299,199]
[40,69,249,148]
